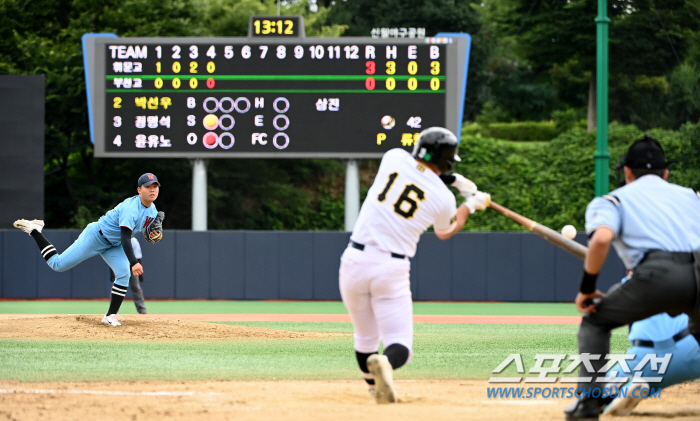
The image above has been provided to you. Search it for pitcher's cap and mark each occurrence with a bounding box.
[138,173,160,187]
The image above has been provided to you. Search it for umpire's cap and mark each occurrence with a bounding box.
[623,134,667,170]
[138,173,161,187]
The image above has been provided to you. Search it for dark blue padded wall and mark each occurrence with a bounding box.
[175,231,210,299]
[209,231,246,299]
[3,230,39,298]
[451,233,487,300]
[415,235,452,300]
[312,232,349,300]
[521,234,556,302]
[245,232,280,299]
[0,229,626,301]
[486,233,522,301]
[279,232,314,299]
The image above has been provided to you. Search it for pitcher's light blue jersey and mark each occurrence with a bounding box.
[98,196,158,245]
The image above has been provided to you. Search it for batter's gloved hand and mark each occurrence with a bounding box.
[439,173,478,198]
[451,173,478,198]
[464,191,491,214]
[143,211,164,244]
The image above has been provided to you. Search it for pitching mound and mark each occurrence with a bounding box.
[0,315,346,341]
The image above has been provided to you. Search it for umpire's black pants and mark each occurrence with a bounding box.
[577,251,700,394]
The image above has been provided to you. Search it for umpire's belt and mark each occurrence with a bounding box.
[350,241,406,259]
[99,230,112,246]
[642,250,694,264]
[632,327,690,348]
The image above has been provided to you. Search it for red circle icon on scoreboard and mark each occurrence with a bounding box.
[203,132,218,149]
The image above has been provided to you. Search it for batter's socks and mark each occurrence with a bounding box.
[384,344,410,369]
[355,351,377,386]
[106,284,127,315]
[30,231,57,261]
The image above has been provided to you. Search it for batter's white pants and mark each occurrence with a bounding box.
[339,244,413,355]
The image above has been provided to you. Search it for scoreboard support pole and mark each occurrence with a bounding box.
[191,159,208,231]
[344,159,360,232]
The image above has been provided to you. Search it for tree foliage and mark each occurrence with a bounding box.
[0,0,346,230]
[479,0,700,128]
[2,0,700,231]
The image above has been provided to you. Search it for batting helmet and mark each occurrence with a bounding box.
[412,127,461,173]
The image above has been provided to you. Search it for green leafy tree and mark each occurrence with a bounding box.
[0,0,349,230]
[495,0,700,130]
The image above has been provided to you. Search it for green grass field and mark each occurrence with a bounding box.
[0,300,582,316]
[0,301,629,383]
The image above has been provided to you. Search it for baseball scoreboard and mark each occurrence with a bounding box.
[83,19,471,158]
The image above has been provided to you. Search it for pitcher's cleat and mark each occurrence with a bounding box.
[101,314,122,326]
[13,219,45,235]
[603,381,649,416]
[367,354,396,404]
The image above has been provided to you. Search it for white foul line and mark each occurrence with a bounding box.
[0,389,222,397]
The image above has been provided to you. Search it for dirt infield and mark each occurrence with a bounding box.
[0,315,346,340]
[1,380,699,421]
[2,315,699,420]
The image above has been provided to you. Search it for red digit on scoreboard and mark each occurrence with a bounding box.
[206,78,215,89]
[365,61,375,75]
[365,77,375,90]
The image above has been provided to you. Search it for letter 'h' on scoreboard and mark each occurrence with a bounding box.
[82,17,472,159]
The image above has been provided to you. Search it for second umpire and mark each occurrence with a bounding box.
[565,135,700,420]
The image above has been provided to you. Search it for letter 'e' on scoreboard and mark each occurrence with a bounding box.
[82,19,471,158]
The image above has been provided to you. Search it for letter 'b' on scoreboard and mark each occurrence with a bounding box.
[82,18,471,158]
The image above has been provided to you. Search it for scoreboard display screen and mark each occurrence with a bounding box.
[84,31,470,158]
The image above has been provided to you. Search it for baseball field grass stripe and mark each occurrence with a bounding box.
[0,301,582,316]
[0,323,630,382]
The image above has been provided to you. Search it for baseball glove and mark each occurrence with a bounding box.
[143,211,164,243]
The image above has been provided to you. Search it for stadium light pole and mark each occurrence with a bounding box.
[594,0,611,196]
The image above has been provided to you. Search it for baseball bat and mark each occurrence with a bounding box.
[488,201,588,260]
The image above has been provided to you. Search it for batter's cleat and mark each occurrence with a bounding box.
[564,398,600,420]
[603,381,649,416]
[101,314,122,326]
[13,219,44,235]
[367,354,396,404]
[367,386,377,403]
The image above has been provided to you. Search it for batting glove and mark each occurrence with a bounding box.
[464,191,491,214]
[451,173,478,198]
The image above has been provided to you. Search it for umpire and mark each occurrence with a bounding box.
[565,135,700,420]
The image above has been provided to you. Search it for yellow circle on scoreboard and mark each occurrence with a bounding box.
[203,114,218,130]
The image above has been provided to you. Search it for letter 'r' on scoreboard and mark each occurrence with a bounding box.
[82,17,472,158]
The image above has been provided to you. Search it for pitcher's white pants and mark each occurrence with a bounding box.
[339,244,413,354]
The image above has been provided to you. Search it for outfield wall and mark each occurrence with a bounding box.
[0,230,625,301]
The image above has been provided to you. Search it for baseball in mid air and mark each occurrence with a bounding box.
[561,224,577,240]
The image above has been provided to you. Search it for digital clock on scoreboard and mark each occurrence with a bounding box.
[83,32,471,158]
[248,16,304,38]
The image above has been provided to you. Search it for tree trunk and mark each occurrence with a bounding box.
[587,71,596,132]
